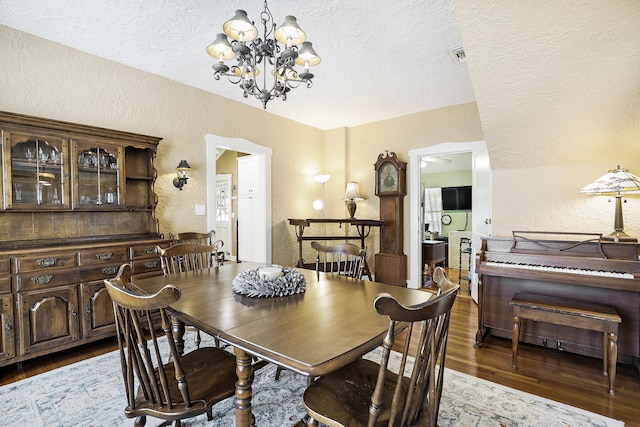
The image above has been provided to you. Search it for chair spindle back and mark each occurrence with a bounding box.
[311,241,366,279]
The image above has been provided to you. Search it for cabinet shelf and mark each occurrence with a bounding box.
[78,167,118,174]
[126,175,154,181]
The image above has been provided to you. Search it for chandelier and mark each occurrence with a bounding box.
[206,1,321,109]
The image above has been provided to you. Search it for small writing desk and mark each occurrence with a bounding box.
[133,262,429,427]
[422,240,447,286]
[288,218,384,279]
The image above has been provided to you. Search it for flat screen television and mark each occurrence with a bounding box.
[442,186,472,210]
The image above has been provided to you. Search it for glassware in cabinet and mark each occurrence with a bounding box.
[73,141,123,208]
[5,131,68,208]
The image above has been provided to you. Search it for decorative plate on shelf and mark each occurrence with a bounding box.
[232,267,306,298]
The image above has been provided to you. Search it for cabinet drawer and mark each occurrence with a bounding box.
[0,259,9,275]
[16,264,124,291]
[14,253,77,273]
[78,247,128,266]
[130,244,161,259]
[0,277,11,294]
[131,258,162,275]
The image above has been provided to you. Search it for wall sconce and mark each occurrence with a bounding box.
[173,160,192,190]
[344,181,364,219]
[580,165,640,242]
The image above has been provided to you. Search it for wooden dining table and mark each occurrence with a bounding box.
[133,262,431,427]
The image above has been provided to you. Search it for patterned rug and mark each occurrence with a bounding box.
[0,333,624,427]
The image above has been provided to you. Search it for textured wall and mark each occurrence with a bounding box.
[0,25,324,267]
[453,0,640,237]
[5,3,634,281]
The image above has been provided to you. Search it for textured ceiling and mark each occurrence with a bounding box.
[0,0,476,130]
[453,0,640,169]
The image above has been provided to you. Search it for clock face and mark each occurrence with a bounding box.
[380,163,398,192]
[441,214,452,225]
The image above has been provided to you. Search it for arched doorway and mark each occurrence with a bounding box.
[206,135,273,263]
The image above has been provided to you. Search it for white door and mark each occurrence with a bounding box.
[470,147,492,302]
[215,174,232,255]
[237,155,267,263]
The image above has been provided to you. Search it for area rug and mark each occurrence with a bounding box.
[0,333,624,427]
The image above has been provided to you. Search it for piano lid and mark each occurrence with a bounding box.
[509,231,640,260]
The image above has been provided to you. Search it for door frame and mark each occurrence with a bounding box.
[206,135,273,263]
[407,140,489,289]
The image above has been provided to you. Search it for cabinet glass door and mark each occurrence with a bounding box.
[74,142,121,208]
[8,134,67,208]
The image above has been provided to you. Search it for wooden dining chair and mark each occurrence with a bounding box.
[156,242,224,348]
[104,264,237,427]
[173,230,225,266]
[300,267,460,427]
[156,242,222,274]
[311,241,366,279]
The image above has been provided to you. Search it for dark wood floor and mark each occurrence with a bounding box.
[1,270,639,426]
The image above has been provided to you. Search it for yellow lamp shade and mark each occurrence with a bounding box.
[274,15,306,46]
[223,10,258,42]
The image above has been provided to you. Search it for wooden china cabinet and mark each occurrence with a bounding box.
[0,111,170,367]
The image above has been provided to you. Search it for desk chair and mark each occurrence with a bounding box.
[104,264,236,427]
[156,243,224,348]
[311,241,366,279]
[301,267,459,427]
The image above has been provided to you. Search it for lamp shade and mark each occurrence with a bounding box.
[223,10,258,42]
[344,182,364,201]
[580,165,640,195]
[274,15,306,46]
[176,160,191,171]
[206,33,236,60]
[272,66,298,81]
[314,174,330,183]
[580,165,640,242]
[295,42,321,67]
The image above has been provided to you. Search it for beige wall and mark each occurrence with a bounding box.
[0,25,325,267]
[339,104,484,268]
[3,8,638,280]
[454,0,640,239]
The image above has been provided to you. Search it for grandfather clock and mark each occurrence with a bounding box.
[374,151,407,286]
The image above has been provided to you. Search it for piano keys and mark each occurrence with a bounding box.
[476,232,640,369]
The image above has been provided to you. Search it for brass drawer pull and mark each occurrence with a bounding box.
[31,275,53,284]
[102,266,119,275]
[36,258,58,267]
[95,252,113,260]
[4,318,11,339]
[143,261,158,269]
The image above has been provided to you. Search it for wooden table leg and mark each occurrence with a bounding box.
[234,348,255,427]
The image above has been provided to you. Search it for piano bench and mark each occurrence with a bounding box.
[510,293,622,395]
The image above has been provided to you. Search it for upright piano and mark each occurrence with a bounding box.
[476,232,640,369]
